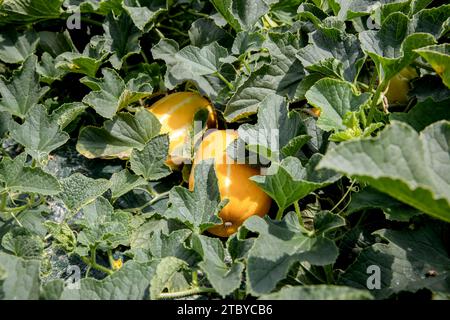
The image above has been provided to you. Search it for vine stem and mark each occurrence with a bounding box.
[367,80,388,124]
[331,180,356,213]
[214,72,235,91]
[275,207,284,221]
[157,287,216,300]
[81,248,114,276]
[149,191,170,205]
[413,61,434,72]
[294,201,304,228]
[0,192,6,212]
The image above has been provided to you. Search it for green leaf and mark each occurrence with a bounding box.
[318,121,450,222]
[9,105,70,164]
[0,111,10,137]
[61,260,158,300]
[390,98,450,131]
[149,230,199,265]
[296,27,365,82]
[0,0,63,24]
[58,173,111,211]
[259,285,373,300]
[130,219,170,253]
[56,50,107,78]
[40,280,64,300]
[37,30,75,57]
[411,75,450,103]
[0,55,49,118]
[66,0,123,16]
[415,44,450,89]
[192,234,244,297]
[313,211,346,235]
[130,134,171,181]
[109,169,147,200]
[0,29,39,64]
[347,187,422,222]
[411,5,450,39]
[359,12,436,82]
[0,252,40,300]
[305,78,370,132]
[224,33,304,122]
[164,159,225,234]
[37,52,67,84]
[210,0,241,31]
[0,153,61,195]
[189,18,232,48]
[77,109,160,159]
[244,213,339,295]
[236,94,302,162]
[122,0,168,31]
[330,0,383,20]
[1,227,44,259]
[150,257,188,300]
[81,68,153,119]
[44,221,77,252]
[251,155,341,212]
[103,12,142,70]
[76,197,130,249]
[50,102,87,130]
[231,31,265,56]
[154,40,229,97]
[230,0,269,31]
[340,226,450,298]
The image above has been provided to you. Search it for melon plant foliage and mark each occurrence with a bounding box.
[0,0,449,300]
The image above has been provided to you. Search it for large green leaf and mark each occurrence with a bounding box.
[149,230,199,265]
[224,32,304,122]
[259,285,373,300]
[236,94,303,162]
[103,12,142,69]
[1,227,44,259]
[191,234,244,297]
[122,0,168,31]
[251,155,341,212]
[340,226,450,298]
[57,173,111,211]
[81,68,153,119]
[305,78,370,132]
[244,213,339,296]
[76,197,131,250]
[0,55,49,118]
[130,134,171,181]
[149,257,188,300]
[0,252,41,300]
[415,44,450,89]
[390,98,450,131]
[61,260,158,300]
[189,18,233,48]
[37,52,67,84]
[109,169,147,200]
[0,0,63,24]
[318,121,450,222]
[359,12,436,82]
[0,153,61,195]
[76,109,161,159]
[164,159,225,234]
[296,27,365,82]
[347,187,422,222]
[50,102,88,130]
[152,39,229,99]
[0,29,39,64]
[9,104,70,164]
